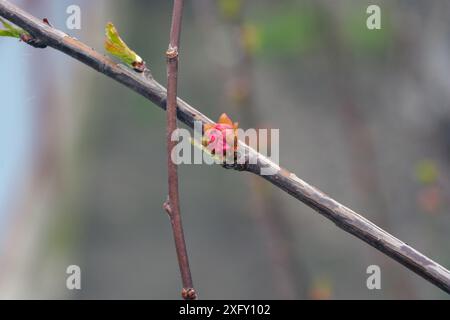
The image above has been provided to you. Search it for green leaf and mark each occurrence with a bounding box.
[0,29,16,37]
[0,17,25,38]
[0,17,14,30]
[104,22,145,71]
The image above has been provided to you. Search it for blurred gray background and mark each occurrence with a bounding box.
[0,0,449,299]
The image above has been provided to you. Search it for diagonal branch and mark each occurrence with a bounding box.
[0,0,449,295]
[164,0,196,300]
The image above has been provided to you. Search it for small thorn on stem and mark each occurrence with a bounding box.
[182,287,197,300]
[163,198,173,216]
[42,18,52,27]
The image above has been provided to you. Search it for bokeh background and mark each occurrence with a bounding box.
[1,0,450,299]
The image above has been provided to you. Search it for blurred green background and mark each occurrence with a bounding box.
[0,0,449,299]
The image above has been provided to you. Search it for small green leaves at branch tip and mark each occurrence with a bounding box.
[0,17,27,39]
[104,22,146,72]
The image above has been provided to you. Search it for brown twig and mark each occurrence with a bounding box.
[0,0,449,295]
[164,0,196,300]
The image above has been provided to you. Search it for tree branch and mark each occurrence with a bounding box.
[0,0,449,294]
[164,0,196,300]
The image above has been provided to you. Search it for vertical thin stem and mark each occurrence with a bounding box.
[164,0,196,300]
